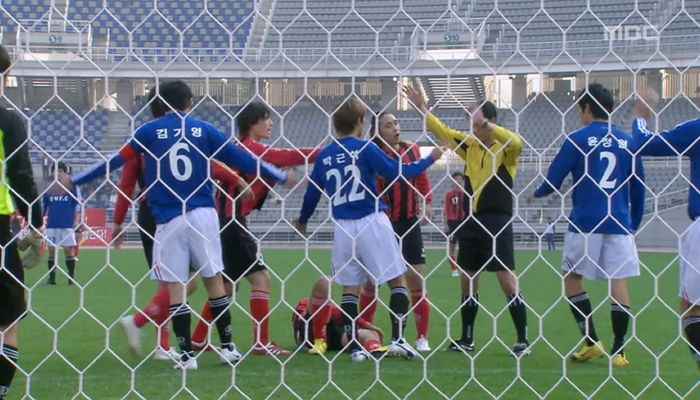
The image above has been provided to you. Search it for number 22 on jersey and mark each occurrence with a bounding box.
[326,165,366,206]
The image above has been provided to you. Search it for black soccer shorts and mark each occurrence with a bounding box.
[392,216,426,265]
[220,216,267,282]
[457,213,515,272]
[0,216,25,327]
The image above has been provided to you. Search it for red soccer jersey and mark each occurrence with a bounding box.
[377,141,432,222]
[113,155,146,225]
[212,161,244,219]
[444,188,466,222]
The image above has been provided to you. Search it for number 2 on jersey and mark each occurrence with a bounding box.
[599,151,617,189]
[326,165,366,206]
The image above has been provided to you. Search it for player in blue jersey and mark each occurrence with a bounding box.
[631,88,700,370]
[71,80,297,370]
[530,83,645,367]
[43,162,81,285]
[294,98,443,361]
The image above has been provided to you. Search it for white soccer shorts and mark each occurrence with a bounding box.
[561,232,640,281]
[46,228,77,247]
[331,212,407,287]
[680,218,700,305]
[151,207,224,283]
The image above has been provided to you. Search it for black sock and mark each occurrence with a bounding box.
[568,292,599,345]
[340,294,360,351]
[460,293,479,343]
[683,316,700,366]
[208,296,233,351]
[169,303,193,357]
[610,303,630,355]
[47,259,55,283]
[0,345,18,399]
[66,257,76,281]
[507,292,528,344]
[389,286,409,341]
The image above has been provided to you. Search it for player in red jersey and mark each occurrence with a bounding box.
[357,112,433,352]
[443,172,466,277]
[191,101,321,356]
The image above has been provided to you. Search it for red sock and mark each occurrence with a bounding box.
[250,290,270,346]
[309,296,331,341]
[157,325,170,350]
[363,338,381,353]
[359,286,377,324]
[133,287,170,328]
[191,301,213,345]
[412,290,430,339]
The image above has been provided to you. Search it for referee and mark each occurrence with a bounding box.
[404,85,530,357]
[0,45,44,399]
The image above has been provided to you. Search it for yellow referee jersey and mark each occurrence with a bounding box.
[426,113,522,215]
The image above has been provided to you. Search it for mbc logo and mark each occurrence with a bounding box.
[604,25,658,41]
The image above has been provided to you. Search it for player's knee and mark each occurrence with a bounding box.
[249,270,271,290]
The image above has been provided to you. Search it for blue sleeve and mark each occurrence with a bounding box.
[71,151,128,186]
[534,137,577,197]
[365,143,434,180]
[633,117,700,156]
[629,154,645,232]
[41,193,48,214]
[298,160,324,224]
[73,187,82,212]
[208,128,288,183]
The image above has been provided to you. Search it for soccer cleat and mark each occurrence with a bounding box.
[350,349,369,362]
[511,342,532,358]
[154,348,180,361]
[370,345,389,358]
[220,346,243,364]
[173,355,197,370]
[611,353,629,367]
[451,270,459,278]
[570,341,605,363]
[118,316,142,356]
[251,342,292,356]
[446,339,475,353]
[415,337,431,352]
[308,339,328,355]
[387,340,416,360]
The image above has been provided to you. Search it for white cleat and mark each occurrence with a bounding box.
[387,340,416,360]
[350,349,369,362]
[220,346,243,364]
[118,316,142,356]
[415,337,431,352]
[451,270,459,278]
[173,355,197,370]
[154,348,181,361]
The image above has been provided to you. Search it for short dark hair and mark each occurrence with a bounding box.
[158,80,193,112]
[577,83,614,119]
[370,111,390,146]
[0,45,11,74]
[51,161,68,173]
[472,100,497,122]
[451,171,464,179]
[237,101,271,137]
[147,86,166,118]
[333,98,365,135]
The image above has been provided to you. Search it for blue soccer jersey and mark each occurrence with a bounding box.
[534,121,645,234]
[73,112,288,224]
[43,186,81,229]
[632,117,700,220]
[298,136,435,222]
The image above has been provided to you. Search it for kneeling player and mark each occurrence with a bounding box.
[293,277,384,356]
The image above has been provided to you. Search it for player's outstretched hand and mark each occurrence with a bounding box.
[283,169,301,188]
[112,223,125,249]
[402,85,428,113]
[430,146,444,161]
[292,220,307,236]
[634,87,659,119]
[18,229,45,269]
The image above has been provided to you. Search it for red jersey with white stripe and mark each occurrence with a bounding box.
[444,188,466,222]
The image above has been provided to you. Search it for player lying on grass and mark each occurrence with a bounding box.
[294,97,443,362]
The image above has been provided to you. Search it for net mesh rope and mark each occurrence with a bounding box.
[2,0,700,398]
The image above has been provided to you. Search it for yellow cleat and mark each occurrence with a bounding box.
[611,353,630,367]
[570,341,605,363]
[308,339,328,355]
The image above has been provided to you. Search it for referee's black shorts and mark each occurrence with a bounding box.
[447,219,463,244]
[137,202,157,269]
[220,216,266,282]
[392,216,426,265]
[0,215,25,327]
[457,213,515,272]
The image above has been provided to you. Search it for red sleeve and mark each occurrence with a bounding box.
[329,305,343,323]
[443,191,450,219]
[113,156,139,225]
[244,139,319,167]
[412,145,432,204]
[211,161,241,187]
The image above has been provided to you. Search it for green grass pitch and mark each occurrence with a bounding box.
[8,248,699,399]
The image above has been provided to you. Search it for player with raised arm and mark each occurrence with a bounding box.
[631,88,700,370]
[404,85,530,357]
[530,83,645,367]
[444,172,466,277]
[0,44,44,400]
[356,112,433,352]
[71,80,297,370]
[190,100,321,356]
[294,98,442,361]
[43,162,81,285]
